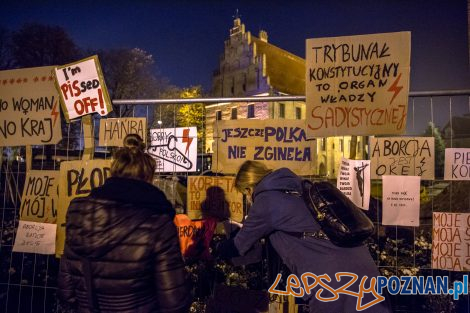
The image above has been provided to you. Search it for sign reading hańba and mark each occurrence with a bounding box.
[148,127,198,172]
[0,66,62,146]
[99,118,147,147]
[212,120,316,175]
[306,32,411,137]
[54,55,112,121]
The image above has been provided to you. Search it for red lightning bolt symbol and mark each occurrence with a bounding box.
[51,101,59,126]
[182,128,193,154]
[387,73,403,104]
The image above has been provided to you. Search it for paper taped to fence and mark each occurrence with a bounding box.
[306,31,410,137]
[0,66,62,146]
[444,148,470,180]
[212,119,316,175]
[13,221,57,255]
[382,175,420,226]
[337,158,370,210]
[99,118,147,147]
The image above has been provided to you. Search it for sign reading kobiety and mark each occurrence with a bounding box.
[20,170,59,223]
[306,32,411,137]
[56,159,112,255]
[99,118,147,147]
[212,120,316,175]
[432,212,470,271]
[444,148,470,180]
[369,137,435,180]
[54,55,112,121]
[0,66,62,146]
[187,176,244,222]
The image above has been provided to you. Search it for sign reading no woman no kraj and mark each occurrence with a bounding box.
[0,66,62,146]
[54,55,112,121]
[212,120,316,175]
[369,137,435,180]
[20,170,59,223]
[147,127,198,172]
[56,159,112,256]
[99,118,147,147]
[432,212,470,271]
[306,32,411,137]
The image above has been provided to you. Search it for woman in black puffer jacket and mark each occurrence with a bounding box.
[58,134,191,313]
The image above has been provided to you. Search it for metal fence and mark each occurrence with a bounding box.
[1,90,470,312]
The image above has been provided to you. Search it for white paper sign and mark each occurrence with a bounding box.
[337,157,370,210]
[147,127,197,172]
[382,175,420,226]
[13,221,57,254]
[444,148,470,180]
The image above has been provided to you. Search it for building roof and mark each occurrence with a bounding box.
[252,36,305,95]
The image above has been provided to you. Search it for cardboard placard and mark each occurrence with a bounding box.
[337,157,370,210]
[147,127,197,172]
[444,148,470,180]
[98,118,147,147]
[56,159,112,255]
[20,170,59,223]
[370,137,435,180]
[382,175,420,226]
[54,55,112,121]
[187,176,244,222]
[432,212,470,271]
[306,32,411,137]
[13,221,57,255]
[212,119,316,175]
[0,66,62,146]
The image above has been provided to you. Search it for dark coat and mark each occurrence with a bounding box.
[58,177,191,313]
[234,168,391,313]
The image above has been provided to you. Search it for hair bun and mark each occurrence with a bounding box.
[123,134,146,152]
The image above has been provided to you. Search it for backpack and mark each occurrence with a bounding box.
[301,179,374,247]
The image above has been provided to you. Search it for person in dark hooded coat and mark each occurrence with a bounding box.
[58,134,191,313]
[228,160,391,313]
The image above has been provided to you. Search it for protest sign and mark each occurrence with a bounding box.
[444,148,470,180]
[432,212,470,271]
[174,214,217,260]
[187,176,244,222]
[13,221,57,255]
[306,32,410,137]
[382,175,420,226]
[54,55,112,121]
[370,137,434,180]
[0,66,62,146]
[20,170,59,223]
[211,119,316,175]
[148,127,197,172]
[99,118,146,147]
[56,159,112,255]
[337,157,370,210]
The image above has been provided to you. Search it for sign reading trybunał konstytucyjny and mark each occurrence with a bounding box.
[0,66,62,146]
[54,55,112,121]
[212,120,316,175]
[306,32,411,137]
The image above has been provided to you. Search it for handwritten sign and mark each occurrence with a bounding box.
[212,120,316,175]
[20,170,59,223]
[13,221,57,254]
[187,176,244,222]
[99,118,146,147]
[147,127,197,172]
[0,66,62,146]
[174,214,217,260]
[306,32,411,137]
[337,158,370,210]
[54,55,112,121]
[432,212,470,271]
[382,175,420,226]
[370,137,434,180]
[56,159,112,255]
[444,148,470,180]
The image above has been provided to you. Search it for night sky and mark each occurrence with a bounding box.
[2,0,469,94]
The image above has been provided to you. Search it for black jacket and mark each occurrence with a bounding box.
[58,177,191,313]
